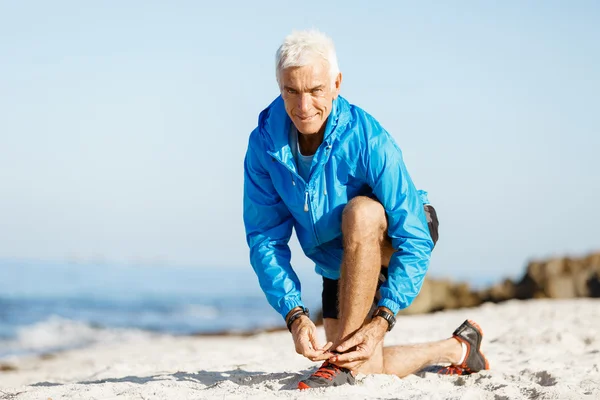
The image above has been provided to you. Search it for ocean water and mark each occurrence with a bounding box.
[0,259,323,359]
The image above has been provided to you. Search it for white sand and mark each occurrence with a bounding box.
[0,299,598,400]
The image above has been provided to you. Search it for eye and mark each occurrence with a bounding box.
[286,88,298,95]
[311,88,323,95]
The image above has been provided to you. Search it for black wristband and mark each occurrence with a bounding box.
[372,308,396,331]
[286,307,310,332]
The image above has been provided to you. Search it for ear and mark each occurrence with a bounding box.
[333,72,343,99]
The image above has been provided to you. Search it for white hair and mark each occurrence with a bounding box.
[275,30,340,88]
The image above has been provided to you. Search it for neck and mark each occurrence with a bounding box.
[298,120,327,156]
[298,131,323,156]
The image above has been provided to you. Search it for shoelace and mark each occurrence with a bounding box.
[437,365,467,375]
[312,362,344,381]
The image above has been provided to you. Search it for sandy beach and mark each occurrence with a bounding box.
[0,298,598,399]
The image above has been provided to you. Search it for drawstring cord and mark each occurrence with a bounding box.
[304,191,309,212]
[323,144,332,196]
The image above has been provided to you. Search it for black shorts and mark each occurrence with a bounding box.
[321,204,439,319]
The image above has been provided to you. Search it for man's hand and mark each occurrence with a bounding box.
[328,317,388,370]
[291,315,333,362]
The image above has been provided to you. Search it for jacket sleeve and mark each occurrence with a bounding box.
[243,135,305,320]
[362,121,434,315]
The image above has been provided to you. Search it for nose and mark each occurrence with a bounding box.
[298,93,311,114]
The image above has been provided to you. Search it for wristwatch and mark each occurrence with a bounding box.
[372,308,396,331]
[286,307,310,332]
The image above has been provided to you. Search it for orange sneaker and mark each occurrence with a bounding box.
[452,319,490,374]
[298,361,355,390]
[434,365,469,375]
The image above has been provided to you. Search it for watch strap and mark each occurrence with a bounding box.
[286,307,310,332]
[372,308,396,331]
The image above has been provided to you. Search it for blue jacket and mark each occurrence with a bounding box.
[243,95,434,320]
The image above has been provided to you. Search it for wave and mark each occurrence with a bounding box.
[0,316,157,359]
[0,261,325,360]
[0,300,284,360]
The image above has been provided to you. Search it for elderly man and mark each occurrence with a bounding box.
[243,30,489,389]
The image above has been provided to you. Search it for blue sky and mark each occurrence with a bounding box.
[1,1,598,284]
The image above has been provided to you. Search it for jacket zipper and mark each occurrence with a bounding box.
[267,150,320,245]
[306,143,332,244]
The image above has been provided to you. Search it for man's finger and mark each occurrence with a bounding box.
[305,348,331,360]
[320,341,333,351]
[308,341,334,361]
[330,348,366,363]
[298,336,328,359]
[309,351,333,362]
[336,335,362,353]
[309,333,321,352]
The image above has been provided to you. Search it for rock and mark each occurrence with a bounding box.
[587,271,600,297]
[574,269,593,297]
[405,251,600,314]
[482,279,516,302]
[545,274,577,298]
[398,278,482,315]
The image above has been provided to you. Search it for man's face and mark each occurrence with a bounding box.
[280,61,342,136]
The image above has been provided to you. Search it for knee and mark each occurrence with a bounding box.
[342,196,387,244]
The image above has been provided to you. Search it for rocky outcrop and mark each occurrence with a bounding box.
[397,251,600,315]
[480,252,600,302]
[397,278,483,315]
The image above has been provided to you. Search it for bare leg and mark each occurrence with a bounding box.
[329,197,462,377]
[333,196,387,373]
[323,318,339,344]
[383,339,462,377]
[336,197,386,341]
[381,233,462,376]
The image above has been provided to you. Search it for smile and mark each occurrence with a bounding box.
[297,114,318,121]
